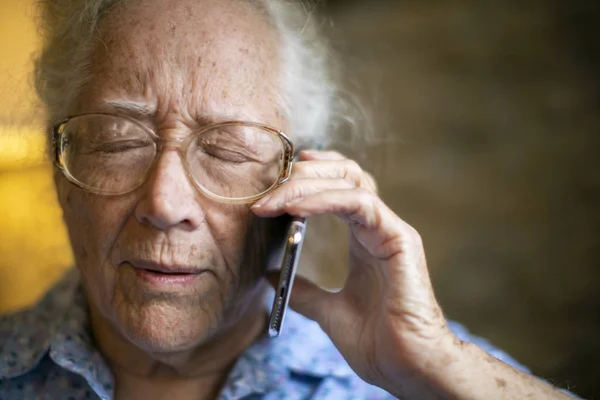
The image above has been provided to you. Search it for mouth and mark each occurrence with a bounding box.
[141,269,195,277]
[128,260,203,274]
[124,260,209,288]
[138,267,199,276]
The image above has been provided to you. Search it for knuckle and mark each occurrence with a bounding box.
[341,160,377,193]
[345,159,361,172]
[356,187,375,206]
[342,159,363,185]
[285,180,307,201]
[406,225,423,246]
[361,171,378,193]
[388,237,409,257]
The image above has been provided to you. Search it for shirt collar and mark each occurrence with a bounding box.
[218,305,354,398]
[0,268,353,397]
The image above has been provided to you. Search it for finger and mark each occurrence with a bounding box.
[298,149,348,161]
[283,188,388,228]
[291,160,377,192]
[278,188,415,260]
[252,178,353,212]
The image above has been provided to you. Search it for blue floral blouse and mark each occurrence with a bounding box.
[1,268,569,399]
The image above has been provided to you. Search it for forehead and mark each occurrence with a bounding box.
[76,0,282,124]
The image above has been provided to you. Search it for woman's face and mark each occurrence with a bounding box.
[56,0,284,352]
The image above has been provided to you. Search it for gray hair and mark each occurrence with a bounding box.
[34,0,343,148]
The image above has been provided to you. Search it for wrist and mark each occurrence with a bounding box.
[383,331,468,399]
[417,332,476,395]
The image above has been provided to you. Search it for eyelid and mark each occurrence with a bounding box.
[200,129,260,152]
[90,138,153,152]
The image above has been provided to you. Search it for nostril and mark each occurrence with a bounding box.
[136,204,200,231]
[179,218,195,230]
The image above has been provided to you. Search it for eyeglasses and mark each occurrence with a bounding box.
[52,113,295,204]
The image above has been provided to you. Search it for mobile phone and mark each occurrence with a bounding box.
[268,216,307,338]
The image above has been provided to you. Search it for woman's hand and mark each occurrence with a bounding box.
[252,150,577,400]
[251,150,453,396]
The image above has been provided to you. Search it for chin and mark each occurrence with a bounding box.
[117,297,223,353]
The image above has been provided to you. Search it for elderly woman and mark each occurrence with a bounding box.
[0,0,579,399]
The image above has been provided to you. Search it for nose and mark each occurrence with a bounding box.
[135,149,205,231]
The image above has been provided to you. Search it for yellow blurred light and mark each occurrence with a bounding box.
[0,165,73,313]
[0,126,48,170]
[0,0,39,122]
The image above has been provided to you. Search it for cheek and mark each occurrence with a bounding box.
[206,206,254,276]
[57,177,135,282]
[202,204,272,299]
[213,210,290,296]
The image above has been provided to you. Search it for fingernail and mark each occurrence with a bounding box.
[299,149,317,158]
[252,195,271,208]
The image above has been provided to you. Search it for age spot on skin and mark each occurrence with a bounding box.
[440,353,455,367]
[495,377,507,388]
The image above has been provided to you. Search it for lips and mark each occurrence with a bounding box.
[142,269,191,276]
[124,260,208,289]
[128,260,202,275]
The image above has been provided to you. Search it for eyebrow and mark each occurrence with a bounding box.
[101,99,264,126]
[103,99,156,119]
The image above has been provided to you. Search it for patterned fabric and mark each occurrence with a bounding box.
[1,268,533,400]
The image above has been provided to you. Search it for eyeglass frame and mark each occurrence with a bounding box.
[51,112,296,204]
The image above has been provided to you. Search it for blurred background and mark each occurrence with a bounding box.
[1,0,598,398]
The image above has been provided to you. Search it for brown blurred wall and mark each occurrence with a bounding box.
[320,1,600,398]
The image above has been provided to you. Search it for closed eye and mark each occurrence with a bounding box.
[91,139,153,154]
[201,143,260,163]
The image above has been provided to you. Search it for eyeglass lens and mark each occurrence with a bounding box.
[59,115,285,198]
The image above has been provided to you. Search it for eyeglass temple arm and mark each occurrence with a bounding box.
[279,137,326,184]
[51,120,68,169]
[278,133,295,184]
